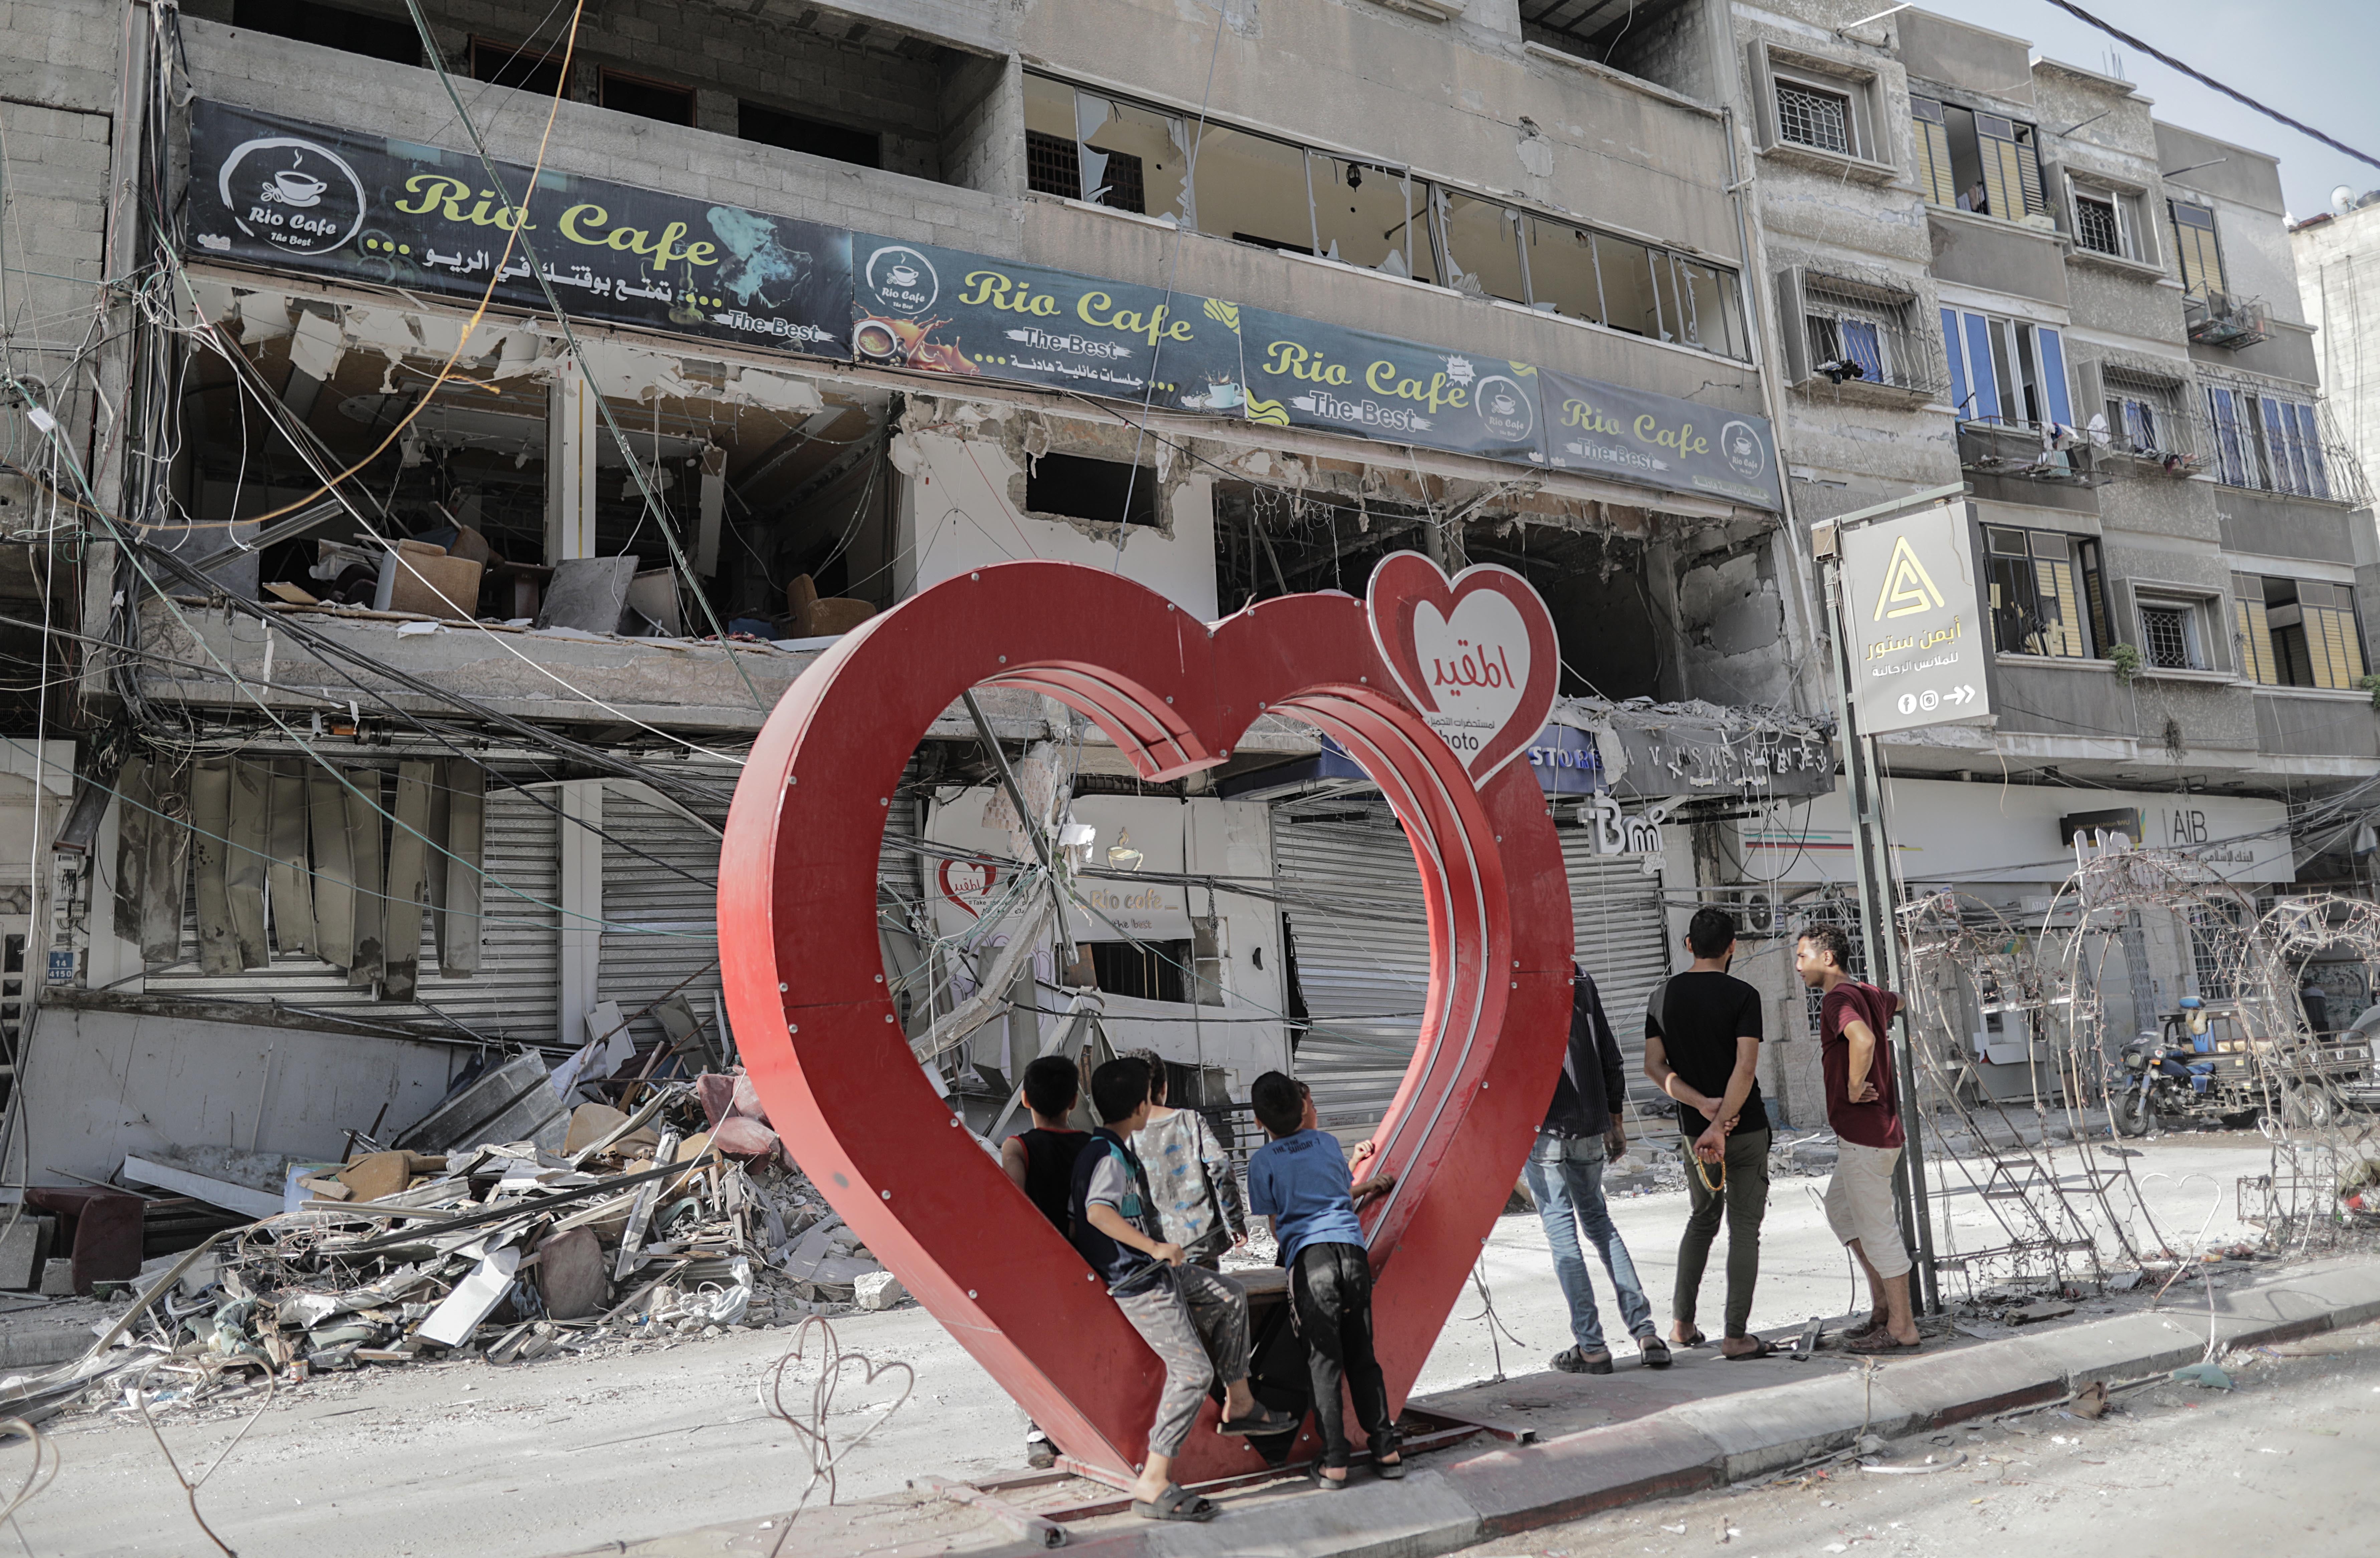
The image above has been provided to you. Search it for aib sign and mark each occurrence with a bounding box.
[214,132,367,256]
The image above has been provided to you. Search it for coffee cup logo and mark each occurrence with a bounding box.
[217,134,367,255]
[1720,419,1766,480]
[862,244,939,316]
[1474,373,1535,447]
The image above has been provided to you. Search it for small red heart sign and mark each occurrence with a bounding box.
[720,562,1571,1484]
[1367,551,1560,785]
[935,857,997,917]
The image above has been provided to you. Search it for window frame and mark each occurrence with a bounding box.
[1019,68,1753,361]
[1751,42,1897,182]
[1983,523,2103,661]
[1914,95,2049,224]
[1773,72,1860,158]
[2134,596,2208,671]
[1942,307,2072,429]
[2168,199,2227,299]
[2237,574,2369,690]
[2203,382,2337,498]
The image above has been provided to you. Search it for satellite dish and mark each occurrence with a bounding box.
[2333,184,2356,214]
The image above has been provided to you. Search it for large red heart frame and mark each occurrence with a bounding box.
[720,561,1572,1483]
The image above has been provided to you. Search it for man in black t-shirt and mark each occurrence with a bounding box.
[1644,906,1773,1358]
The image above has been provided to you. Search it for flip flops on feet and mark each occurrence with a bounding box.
[1722,1337,1784,1360]
[1639,1337,1673,1368]
[1552,1346,1615,1375]
[1847,1330,1922,1355]
[1374,1454,1407,1480]
[1132,1484,1219,1522]
[1216,1406,1298,1437]
[1308,1463,1351,1492]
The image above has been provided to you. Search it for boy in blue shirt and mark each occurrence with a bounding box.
[1246,1071,1404,1488]
[1068,1058,1294,1522]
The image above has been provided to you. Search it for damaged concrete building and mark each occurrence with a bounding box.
[1726,5,2380,1096]
[13,0,2367,1226]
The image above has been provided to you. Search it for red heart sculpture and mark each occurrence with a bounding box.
[936,856,997,918]
[720,561,1572,1482]
[1367,551,1561,785]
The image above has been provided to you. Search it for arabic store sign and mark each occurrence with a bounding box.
[187,101,852,356]
[850,236,1247,409]
[1540,368,1783,511]
[1837,501,1996,738]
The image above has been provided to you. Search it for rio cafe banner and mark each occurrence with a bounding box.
[186,101,853,356]
[184,101,1779,512]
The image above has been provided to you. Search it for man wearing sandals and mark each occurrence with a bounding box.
[1644,907,1775,1359]
[1794,925,1922,1355]
[1069,1057,1295,1522]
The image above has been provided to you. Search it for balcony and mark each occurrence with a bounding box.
[2186,291,2270,350]
[1955,417,2104,486]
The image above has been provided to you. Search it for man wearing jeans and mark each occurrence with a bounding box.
[1525,965,1669,1373]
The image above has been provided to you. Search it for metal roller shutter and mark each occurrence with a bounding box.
[598,789,723,1051]
[1559,832,1675,1107]
[1273,810,1434,1132]
[150,766,562,1044]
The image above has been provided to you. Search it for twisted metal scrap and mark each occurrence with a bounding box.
[131,1357,277,1557]
[757,1316,916,1558]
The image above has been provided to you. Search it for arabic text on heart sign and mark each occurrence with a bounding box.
[1412,592,1532,758]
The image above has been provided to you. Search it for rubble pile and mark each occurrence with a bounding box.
[0,1066,907,1427]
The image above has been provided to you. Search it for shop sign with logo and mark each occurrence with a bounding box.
[1539,368,1782,512]
[1241,311,1544,464]
[1584,795,1668,867]
[1836,501,1995,737]
[187,102,853,355]
[850,235,1247,407]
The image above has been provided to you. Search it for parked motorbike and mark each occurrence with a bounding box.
[2110,997,2366,1136]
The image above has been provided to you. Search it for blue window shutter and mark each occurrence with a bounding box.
[2296,404,2332,498]
[1940,307,1966,413]
[2037,327,2071,426]
[1962,313,2001,421]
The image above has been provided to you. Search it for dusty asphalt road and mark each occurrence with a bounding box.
[1,1130,2341,1556]
[1450,1317,2380,1558]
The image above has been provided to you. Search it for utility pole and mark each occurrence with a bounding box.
[1811,479,1970,1317]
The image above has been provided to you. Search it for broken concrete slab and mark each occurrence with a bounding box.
[536,556,639,633]
[0,1215,56,1290]
[535,1228,608,1321]
[854,1271,904,1311]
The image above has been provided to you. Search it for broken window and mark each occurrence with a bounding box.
[1438,192,1527,304]
[740,102,881,169]
[1521,217,1602,322]
[1022,74,1188,218]
[1189,122,1317,252]
[1026,454,1161,529]
[1307,156,1433,281]
[1660,254,1743,358]
[1594,231,1664,341]
[601,70,695,128]
[234,0,422,65]
[469,36,563,97]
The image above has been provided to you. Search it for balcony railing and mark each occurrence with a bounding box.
[1799,312,1950,398]
[1955,416,2105,485]
[2185,291,2270,349]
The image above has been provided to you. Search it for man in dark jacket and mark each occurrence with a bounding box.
[1525,965,1669,1373]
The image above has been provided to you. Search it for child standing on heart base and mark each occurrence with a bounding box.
[1068,1057,1295,1523]
[1246,1071,1404,1488]
[1001,1055,1090,1469]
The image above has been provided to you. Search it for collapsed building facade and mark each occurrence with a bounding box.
[5,0,1833,1192]
[5,0,2372,1208]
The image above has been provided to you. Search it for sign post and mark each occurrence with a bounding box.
[1814,481,1984,1316]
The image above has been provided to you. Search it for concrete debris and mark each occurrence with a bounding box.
[0,1071,900,1429]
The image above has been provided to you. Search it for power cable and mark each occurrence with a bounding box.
[2034,0,2380,174]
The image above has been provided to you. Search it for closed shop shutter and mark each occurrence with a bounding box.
[598,790,722,1051]
[1273,810,1433,1132]
[150,763,562,1044]
[1559,832,1674,1107]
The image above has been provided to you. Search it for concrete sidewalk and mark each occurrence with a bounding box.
[562,1255,2380,1558]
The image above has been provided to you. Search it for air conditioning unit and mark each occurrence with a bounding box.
[1714,886,1780,938]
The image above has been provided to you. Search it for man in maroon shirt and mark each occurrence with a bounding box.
[1793,925,1919,1355]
